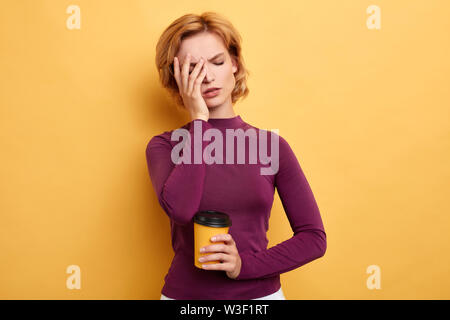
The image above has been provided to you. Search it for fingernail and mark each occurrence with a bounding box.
[200,248,205,252]
[211,237,216,241]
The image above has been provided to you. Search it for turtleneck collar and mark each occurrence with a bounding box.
[206,115,246,129]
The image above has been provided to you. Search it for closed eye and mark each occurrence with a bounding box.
[189,62,224,73]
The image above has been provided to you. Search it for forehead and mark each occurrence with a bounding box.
[177,32,227,60]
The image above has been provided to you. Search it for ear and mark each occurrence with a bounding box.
[231,55,238,74]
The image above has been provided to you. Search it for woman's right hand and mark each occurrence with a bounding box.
[173,53,209,122]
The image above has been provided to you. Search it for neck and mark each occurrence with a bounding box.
[206,114,245,129]
[207,96,236,119]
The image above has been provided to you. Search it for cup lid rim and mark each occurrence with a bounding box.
[194,210,232,227]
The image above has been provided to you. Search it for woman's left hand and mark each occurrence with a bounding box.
[199,233,242,279]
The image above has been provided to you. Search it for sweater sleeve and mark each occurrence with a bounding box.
[235,135,327,280]
[145,119,214,226]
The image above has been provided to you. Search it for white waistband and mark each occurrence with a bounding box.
[160,287,286,300]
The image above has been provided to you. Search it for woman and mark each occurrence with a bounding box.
[146,12,327,300]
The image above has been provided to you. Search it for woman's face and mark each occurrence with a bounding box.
[175,31,238,107]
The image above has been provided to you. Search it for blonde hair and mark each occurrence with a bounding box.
[155,12,250,109]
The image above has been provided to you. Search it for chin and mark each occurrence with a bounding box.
[205,100,223,108]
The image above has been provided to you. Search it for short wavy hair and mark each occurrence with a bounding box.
[155,12,250,109]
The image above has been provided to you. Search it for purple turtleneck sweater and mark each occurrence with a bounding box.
[145,115,326,299]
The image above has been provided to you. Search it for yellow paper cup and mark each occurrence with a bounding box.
[194,210,232,269]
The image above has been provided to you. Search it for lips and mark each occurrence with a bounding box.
[203,87,220,94]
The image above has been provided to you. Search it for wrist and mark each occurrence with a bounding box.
[191,114,209,122]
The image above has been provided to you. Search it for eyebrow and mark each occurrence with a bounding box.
[189,52,224,66]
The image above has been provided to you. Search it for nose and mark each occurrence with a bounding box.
[203,64,213,82]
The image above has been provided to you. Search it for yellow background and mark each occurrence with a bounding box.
[1,0,449,299]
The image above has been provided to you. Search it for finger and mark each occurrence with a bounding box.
[201,262,233,271]
[211,233,235,245]
[193,63,207,96]
[173,57,180,89]
[199,253,229,264]
[187,58,204,95]
[181,53,191,92]
[201,243,230,254]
